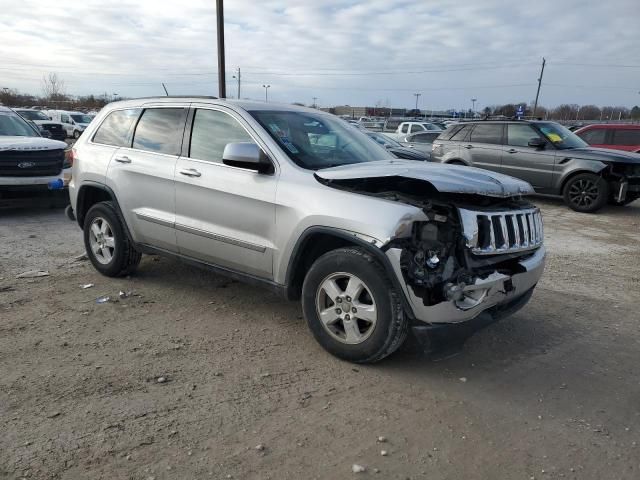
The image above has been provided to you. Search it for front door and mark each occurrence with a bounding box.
[175,106,277,279]
[501,123,556,189]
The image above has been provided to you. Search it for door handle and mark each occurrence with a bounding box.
[507,148,518,154]
[114,155,131,163]
[179,168,202,178]
[464,144,473,149]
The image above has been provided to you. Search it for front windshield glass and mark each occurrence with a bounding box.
[537,122,588,150]
[0,112,39,137]
[250,110,393,169]
[367,132,403,148]
[71,114,93,123]
[18,110,49,121]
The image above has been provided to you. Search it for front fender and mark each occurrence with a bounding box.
[553,158,608,193]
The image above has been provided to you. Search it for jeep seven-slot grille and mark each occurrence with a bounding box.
[458,208,543,255]
[0,149,65,177]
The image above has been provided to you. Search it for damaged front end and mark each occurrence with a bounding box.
[318,172,546,350]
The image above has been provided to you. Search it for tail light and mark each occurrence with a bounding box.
[63,148,75,168]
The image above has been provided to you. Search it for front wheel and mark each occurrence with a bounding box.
[302,247,408,363]
[563,173,609,213]
[73,130,81,139]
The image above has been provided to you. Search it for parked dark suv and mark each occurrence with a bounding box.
[431,120,640,212]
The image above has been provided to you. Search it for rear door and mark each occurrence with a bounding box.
[466,123,505,172]
[501,123,557,189]
[174,105,277,279]
[106,106,188,252]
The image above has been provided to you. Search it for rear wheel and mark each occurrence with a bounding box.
[83,201,141,277]
[563,173,609,213]
[73,130,81,139]
[302,247,408,363]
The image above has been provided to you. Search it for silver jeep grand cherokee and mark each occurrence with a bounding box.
[69,97,545,363]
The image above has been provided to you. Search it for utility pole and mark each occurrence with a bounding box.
[533,57,546,117]
[471,98,477,116]
[162,83,169,96]
[262,84,270,102]
[413,93,421,113]
[312,97,318,108]
[232,67,241,99]
[216,0,226,98]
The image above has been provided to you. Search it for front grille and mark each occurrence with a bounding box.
[459,207,543,255]
[0,149,65,177]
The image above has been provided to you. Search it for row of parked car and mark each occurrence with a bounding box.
[347,117,640,213]
[12,108,96,140]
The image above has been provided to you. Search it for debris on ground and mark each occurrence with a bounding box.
[459,377,468,383]
[16,270,49,279]
[95,296,111,304]
[157,376,167,384]
[255,444,265,451]
[377,436,387,443]
[119,290,132,299]
[81,283,94,289]
[380,450,388,456]
[72,252,88,262]
[352,464,366,473]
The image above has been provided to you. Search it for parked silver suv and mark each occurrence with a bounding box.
[69,97,545,363]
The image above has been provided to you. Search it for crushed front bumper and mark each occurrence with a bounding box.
[386,245,545,325]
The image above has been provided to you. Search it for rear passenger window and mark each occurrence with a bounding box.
[132,108,187,155]
[411,124,425,133]
[189,109,253,164]
[93,109,141,147]
[470,124,503,144]
[401,124,409,133]
[612,129,640,146]
[579,128,607,144]
[440,124,464,140]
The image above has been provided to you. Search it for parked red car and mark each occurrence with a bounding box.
[575,124,640,153]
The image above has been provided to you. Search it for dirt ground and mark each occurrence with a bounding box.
[1,197,639,480]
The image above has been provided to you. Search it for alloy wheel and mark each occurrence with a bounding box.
[88,217,116,265]
[568,178,600,208]
[315,272,377,345]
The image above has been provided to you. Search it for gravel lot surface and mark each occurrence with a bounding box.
[1,197,639,480]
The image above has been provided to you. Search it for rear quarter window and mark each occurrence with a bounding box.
[578,128,607,144]
[93,109,141,147]
[612,129,640,146]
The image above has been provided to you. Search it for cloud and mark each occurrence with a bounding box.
[0,0,638,109]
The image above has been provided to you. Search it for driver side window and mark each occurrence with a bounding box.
[507,124,541,148]
[189,109,253,164]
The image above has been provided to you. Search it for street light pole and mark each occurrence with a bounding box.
[413,93,421,113]
[312,97,318,108]
[471,98,477,116]
[216,0,226,98]
[262,84,271,102]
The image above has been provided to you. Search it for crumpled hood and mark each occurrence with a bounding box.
[0,136,67,151]
[315,159,534,197]
[562,147,640,164]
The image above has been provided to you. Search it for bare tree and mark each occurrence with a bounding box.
[41,73,66,101]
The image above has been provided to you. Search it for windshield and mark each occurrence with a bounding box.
[537,122,588,150]
[250,110,393,169]
[17,110,49,121]
[367,131,403,148]
[0,112,39,137]
[71,114,93,124]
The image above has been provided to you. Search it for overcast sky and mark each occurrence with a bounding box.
[1,0,638,110]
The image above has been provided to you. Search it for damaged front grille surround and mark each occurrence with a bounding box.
[458,207,543,255]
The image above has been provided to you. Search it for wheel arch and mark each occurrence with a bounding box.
[558,166,607,195]
[75,183,135,244]
[284,227,411,315]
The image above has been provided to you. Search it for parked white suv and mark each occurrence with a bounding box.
[69,97,545,363]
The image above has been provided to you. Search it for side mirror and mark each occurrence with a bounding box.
[222,142,273,174]
[528,137,546,149]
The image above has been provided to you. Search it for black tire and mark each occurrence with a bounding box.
[83,201,141,277]
[563,173,609,213]
[447,160,466,166]
[73,130,81,139]
[301,247,408,363]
